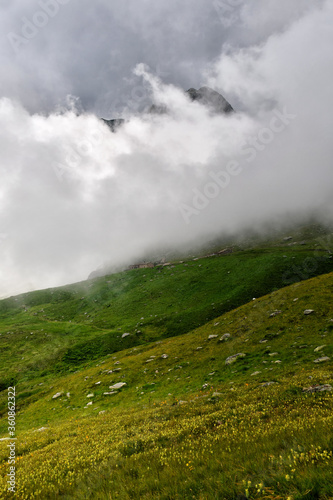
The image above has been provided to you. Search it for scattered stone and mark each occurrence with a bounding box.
[304,309,315,315]
[251,371,261,376]
[260,381,276,387]
[66,392,70,398]
[269,353,278,357]
[36,427,48,432]
[302,384,332,393]
[214,322,220,326]
[87,402,92,406]
[225,353,246,365]
[114,361,121,365]
[293,298,299,302]
[109,382,127,390]
[259,340,268,344]
[274,360,282,364]
[269,311,282,317]
[196,347,203,350]
[103,391,118,396]
[202,383,210,390]
[220,334,231,341]
[314,356,330,363]
[178,400,188,405]
[314,345,326,352]
[208,372,215,376]
[161,354,168,359]
[208,335,218,340]
[122,333,131,338]
[99,410,106,415]
[212,392,223,397]
[95,381,101,385]
[113,368,121,372]
[87,393,94,398]
[52,392,63,399]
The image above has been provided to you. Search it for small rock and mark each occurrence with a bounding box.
[202,383,210,390]
[314,345,326,352]
[220,334,231,341]
[87,393,94,398]
[208,372,215,376]
[274,360,282,364]
[109,382,127,390]
[304,309,315,315]
[302,384,332,393]
[269,311,282,318]
[314,356,330,363]
[99,410,106,415]
[52,392,63,399]
[104,391,118,396]
[66,392,70,398]
[208,335,218,340]
[87,402,92,406]
[251,371,261,376]
[259,340,268,344]
[196,347,203,350]
[225,353,246,365]
[260,381,276,387]
[178,400,188,405]
[269,353,278,357]
[122,333,131,338]
[161,354,168,359]
[95,381,101,385]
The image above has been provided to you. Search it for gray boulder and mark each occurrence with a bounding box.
[225,353,246,365]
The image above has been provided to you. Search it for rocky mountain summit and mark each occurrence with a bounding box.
[102,86,233,132]
[186,86,234,114]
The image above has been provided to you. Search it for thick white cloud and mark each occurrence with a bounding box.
[0,1,332,297]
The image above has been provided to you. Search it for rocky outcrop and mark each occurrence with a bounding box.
[101,118,125,132]
[102,86,234,133]
[186,86,234,114]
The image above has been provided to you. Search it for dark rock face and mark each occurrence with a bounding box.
[186,86,234,114]
[102,86,233,133]
[101,118,125,132]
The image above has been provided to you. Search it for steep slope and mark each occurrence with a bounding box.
[0,272,332,499]
[0,246,332,395]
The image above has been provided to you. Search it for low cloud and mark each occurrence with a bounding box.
[0,1,332,297]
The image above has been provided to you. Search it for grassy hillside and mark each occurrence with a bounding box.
[0,263,332,497]
[0,244,332,397]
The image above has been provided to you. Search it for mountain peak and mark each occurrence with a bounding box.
[186,86,234,114]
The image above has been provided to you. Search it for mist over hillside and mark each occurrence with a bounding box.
[0,1,332,297]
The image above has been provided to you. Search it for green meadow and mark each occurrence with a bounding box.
[0,230,332,499]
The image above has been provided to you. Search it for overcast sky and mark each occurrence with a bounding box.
[0,0,332,297]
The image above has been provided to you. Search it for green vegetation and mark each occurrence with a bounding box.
[0,233,332,498]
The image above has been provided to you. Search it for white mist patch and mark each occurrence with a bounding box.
[0,1,333,297]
